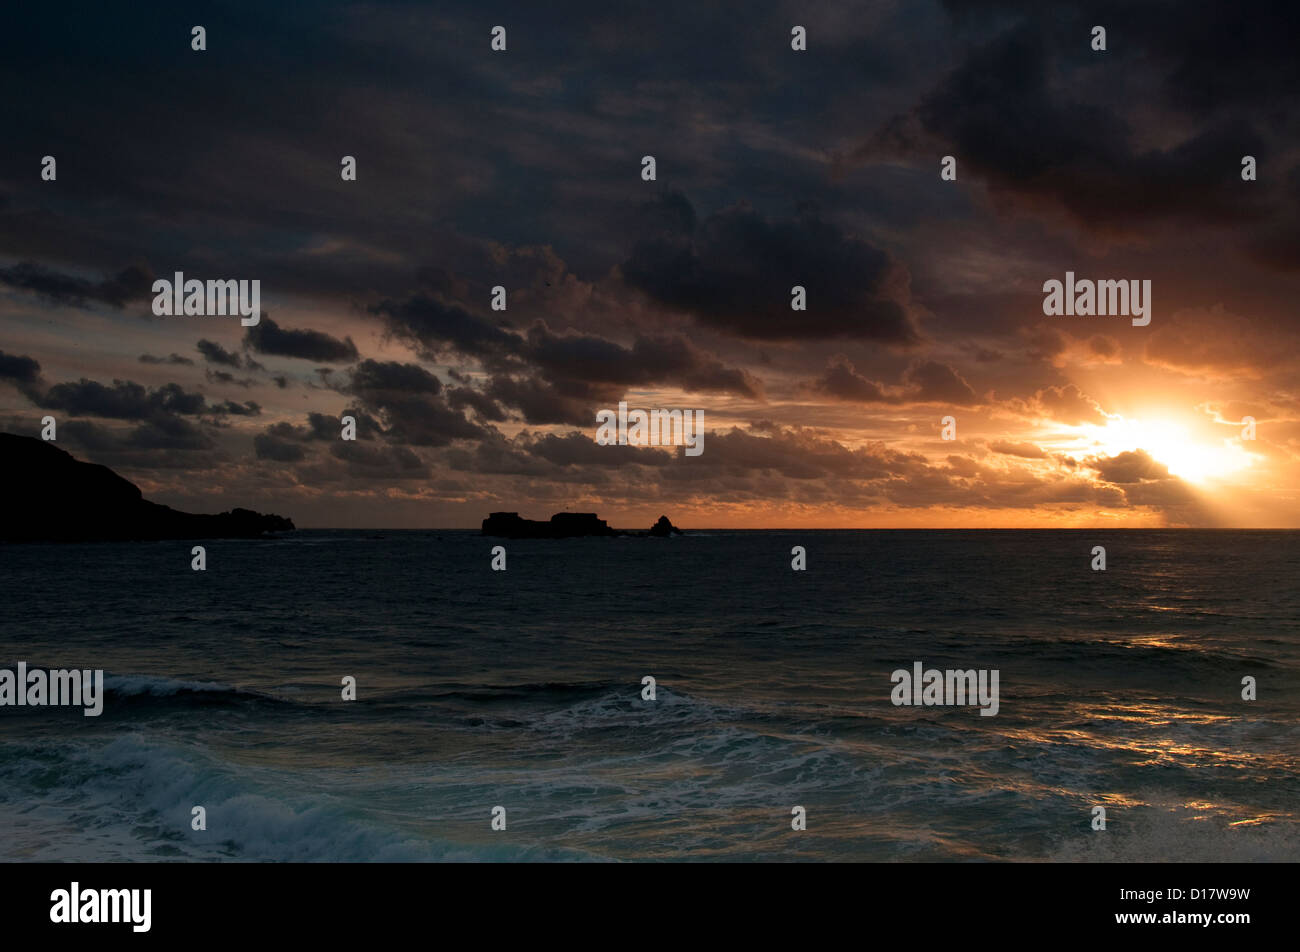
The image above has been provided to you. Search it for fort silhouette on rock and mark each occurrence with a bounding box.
[481,511,683,539]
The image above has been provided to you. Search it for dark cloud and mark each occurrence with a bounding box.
[345,359,488,447]
[1086,449,1202,509]
[990,440,1047,459]
[0,261,153,309]
[329,441,427,479]
[373,294,522,364]
[58,417,217,464]
[809,356,895,403]
[205,369,255,388]
[446,435,556,478]
[809,356,977,406]
[903,360,978,406]
[865,16,1281,241]
[254,413,385,458]
[1090,449,1170,484]
[253,432,306,462]
[622,193,922,343]
[209,400,261,417]
[936,0,1300,117]
[309,410,382,440]
[253,410,409,472]
[245,316,358,363]
[372,288,761,419]
[484,375,614,426]
[1025,384,1108,425]
[27,372,262,444]
[524,324,763,398]
[138,353,195,366]
[197,339,244,367]
[348,359,441,395]
[447,386,508,423]
[526,431,671,468]
[114,415,213,450]
[38,379,206,419]
[0,349,42,385]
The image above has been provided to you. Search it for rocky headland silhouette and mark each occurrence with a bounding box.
[0,433,295,542]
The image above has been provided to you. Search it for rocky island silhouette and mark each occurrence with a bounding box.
[482,511,683,538]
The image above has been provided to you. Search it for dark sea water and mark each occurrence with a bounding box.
[1,530,1298,862]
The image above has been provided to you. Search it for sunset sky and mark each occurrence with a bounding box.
[2,0,1298,528]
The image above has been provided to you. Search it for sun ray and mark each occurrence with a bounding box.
[1078,416,1256,484]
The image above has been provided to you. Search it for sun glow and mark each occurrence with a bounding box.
[1083,416,1254,484]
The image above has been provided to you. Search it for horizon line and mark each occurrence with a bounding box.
[289,526,1300,532]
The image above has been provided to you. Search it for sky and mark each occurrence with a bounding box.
[2,0,1298,528]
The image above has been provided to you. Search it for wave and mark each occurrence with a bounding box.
[1047,797,1300,863]
[100,674,299,712]
[0,734,601,862]
[426,680,626,704]
[105,674,243,697]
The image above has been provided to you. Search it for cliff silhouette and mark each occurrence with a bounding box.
[482,512,683,538]
[0,433,294,542]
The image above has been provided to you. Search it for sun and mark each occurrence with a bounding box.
[1082,416,1254,484]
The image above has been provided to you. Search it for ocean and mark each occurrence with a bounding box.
[1,529,1297,862]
